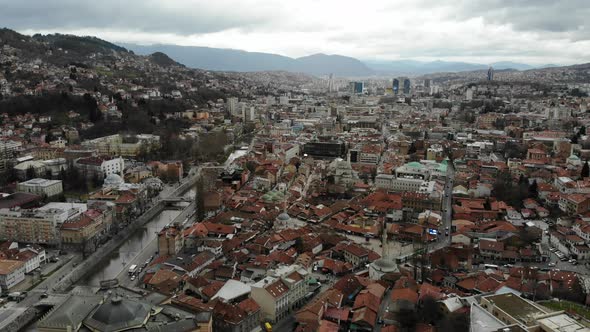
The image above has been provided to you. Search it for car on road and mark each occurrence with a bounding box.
[548,262,556,267]
[40,293,48,298]
[130,275,136,281]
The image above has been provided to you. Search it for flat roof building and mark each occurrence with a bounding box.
[17,178,63,198]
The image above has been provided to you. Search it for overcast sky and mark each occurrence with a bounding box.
[3,0,589,65]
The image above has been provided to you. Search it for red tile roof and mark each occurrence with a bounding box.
[390,288,418,304]
[266,279,289,299]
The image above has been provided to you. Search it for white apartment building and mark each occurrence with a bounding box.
[268,264,309,310]
[0,260,25,291]
[466,141,494,157]
[14,246,46,273]
[75,156,125,179]
[0,140,22,173]
[251,276,290,323]
[375,174,425,192]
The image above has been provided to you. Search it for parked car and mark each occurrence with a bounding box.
[548,263,556,267]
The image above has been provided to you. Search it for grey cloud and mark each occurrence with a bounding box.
[0,0,278,35]
[453,0,590,40]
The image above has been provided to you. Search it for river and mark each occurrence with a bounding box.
[79,184,197,286]
[78,209,181,286]
[77,149,245,286]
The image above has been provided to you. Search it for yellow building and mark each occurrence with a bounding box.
[61,205,113,246]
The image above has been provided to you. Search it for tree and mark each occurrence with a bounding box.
[504,141,526,159]
[92,172,102,188]
[437,313,469,332]
[572,134,579,144]
[419,296,442,324]
[582,161,589,179]
[408,142,417,155]
[493,171,529,207]
[26,165,36,180]
[529,180,538,198]
[195,176,205,222]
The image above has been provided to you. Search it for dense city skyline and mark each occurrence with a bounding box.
[2,3,590,332]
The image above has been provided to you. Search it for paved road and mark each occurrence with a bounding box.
[520,251,590,275]
[0,253,83,331]
[12,253,82,308]
[117,234,158,288]
[428,160,455,253]
[374,288,393,332]
[273,315,296,332]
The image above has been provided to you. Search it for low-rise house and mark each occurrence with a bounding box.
[11,246,45,273]
[342,243,369,268]
[571,245,590,260]
[559,193,590,215]
[212,298,261,332]
[478,239,504,259]
[0,259,25,292]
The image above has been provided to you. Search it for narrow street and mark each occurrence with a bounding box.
[373,288,393,332]
[429,160,455,253]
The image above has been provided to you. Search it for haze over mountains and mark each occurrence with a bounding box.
[124,43,555,77]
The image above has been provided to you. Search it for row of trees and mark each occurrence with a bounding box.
[493,173,538,207]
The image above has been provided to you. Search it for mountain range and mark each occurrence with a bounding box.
[124,43,556,77]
